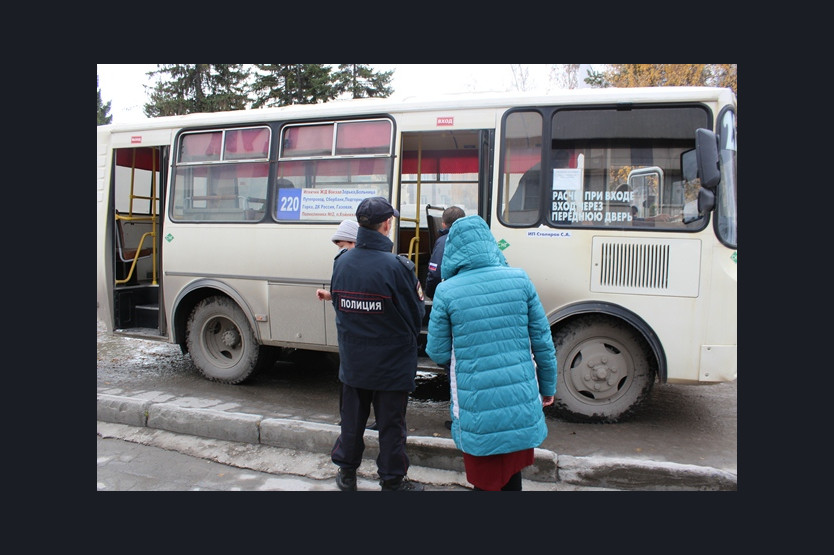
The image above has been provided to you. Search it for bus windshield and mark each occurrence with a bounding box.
[500,104,712,231]
[715,108,737,248]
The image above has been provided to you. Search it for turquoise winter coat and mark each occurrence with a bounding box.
[426,215,557,457]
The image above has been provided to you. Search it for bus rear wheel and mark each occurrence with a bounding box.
[550,315,655,423]
[186,296,261,384]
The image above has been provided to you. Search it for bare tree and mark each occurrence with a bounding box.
[548,64,581,90]
[510,64,531,92]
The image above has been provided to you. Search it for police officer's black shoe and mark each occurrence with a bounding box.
[379,476,425,491]
[336,468,357,491]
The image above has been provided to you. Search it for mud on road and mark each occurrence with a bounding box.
[97,320,737,473]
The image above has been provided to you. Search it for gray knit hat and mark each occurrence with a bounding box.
[331,219,359,244]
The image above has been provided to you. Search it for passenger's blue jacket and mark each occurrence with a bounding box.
[426,215,557,456]
[331,226,425,392]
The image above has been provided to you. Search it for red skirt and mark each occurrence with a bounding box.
[463,449,534,491]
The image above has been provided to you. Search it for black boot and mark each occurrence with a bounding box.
[379,476,424,491]
[336,468,357,491]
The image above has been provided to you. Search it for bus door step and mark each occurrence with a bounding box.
[135,304,159,328]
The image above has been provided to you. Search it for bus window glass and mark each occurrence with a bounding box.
[335,120,392,155]
[547,106,710,230]
[114,147,161,214]
[274,158,391,222]
[715,108,737,248]
[400,149,479,220]
[224,127,270,160]
[172,126,272,222]
[179,131,222,163]
[172,162,269,221]
[281,124,334,158]
[500,111,543,226]
[275,119,394,222]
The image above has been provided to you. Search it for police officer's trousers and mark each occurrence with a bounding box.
[331,384,410,481]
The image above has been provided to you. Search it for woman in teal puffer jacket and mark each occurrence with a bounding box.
[426,215,557,491]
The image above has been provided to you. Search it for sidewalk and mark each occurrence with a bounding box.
[97,392,737,491]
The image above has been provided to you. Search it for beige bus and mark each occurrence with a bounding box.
[96,86,737,422]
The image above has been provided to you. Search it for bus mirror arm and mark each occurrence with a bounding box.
[682,188,715,224]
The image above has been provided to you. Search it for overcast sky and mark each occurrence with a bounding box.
[97,64,595,124]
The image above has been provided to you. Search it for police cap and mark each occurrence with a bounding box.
[356,196,400,225]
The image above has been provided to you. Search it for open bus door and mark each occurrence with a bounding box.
[396,129,492,352]
[396,129,492,285]
[110,145,167,335]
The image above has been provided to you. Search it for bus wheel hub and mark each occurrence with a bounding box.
[221,329,240,348]
[585,358,618,390]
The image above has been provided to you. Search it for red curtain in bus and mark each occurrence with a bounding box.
[277,158,389,177]
[224,128,270,158]
[335,121,391,155]
[185,163,269,178]
[115,147,159,171]
[401,150,479,174]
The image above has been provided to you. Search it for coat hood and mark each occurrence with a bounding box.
[441,215,507,280]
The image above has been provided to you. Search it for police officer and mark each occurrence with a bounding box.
[329,196,426,491]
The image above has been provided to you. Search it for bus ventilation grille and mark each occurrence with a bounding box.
[599,242,670,289]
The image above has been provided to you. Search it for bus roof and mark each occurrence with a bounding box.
[98,86,735,133]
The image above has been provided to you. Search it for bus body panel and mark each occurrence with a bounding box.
[161,222,337,348]
[492,225,710,383]
[97,86,737,422]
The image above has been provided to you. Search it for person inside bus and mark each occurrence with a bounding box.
[426,215,556,491]
[425,206,465,300]
[424,205,465,430]
[329,197,426,491]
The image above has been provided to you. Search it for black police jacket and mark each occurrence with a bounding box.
[330,226,426,392]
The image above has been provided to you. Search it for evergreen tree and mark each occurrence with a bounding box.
[143,64,251,117]
[332,64,393,99]
[97,75,112,125]
[251,64,339,108]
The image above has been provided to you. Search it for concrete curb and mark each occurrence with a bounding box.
[97,393,736,491]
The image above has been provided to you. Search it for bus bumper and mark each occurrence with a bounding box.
[699,345,737,382]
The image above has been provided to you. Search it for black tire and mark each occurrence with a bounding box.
[186,296,262,384]
[550,315,655,423]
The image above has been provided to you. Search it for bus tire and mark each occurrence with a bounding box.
[549,315,655,423]
[186,296,261,384]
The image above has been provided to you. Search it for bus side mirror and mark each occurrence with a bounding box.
[697,187,715,213]
[696,128,721,191]
[682,187,716,224]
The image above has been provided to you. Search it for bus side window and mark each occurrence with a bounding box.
[507,167,541,224]
[501,110,543,226]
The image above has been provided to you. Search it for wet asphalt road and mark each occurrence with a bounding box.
[97,320,737,474]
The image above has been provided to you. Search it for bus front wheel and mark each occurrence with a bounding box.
[550,315,655,423]
[186,296,261,384]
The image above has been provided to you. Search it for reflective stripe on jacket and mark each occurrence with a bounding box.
[331,226,425,392]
